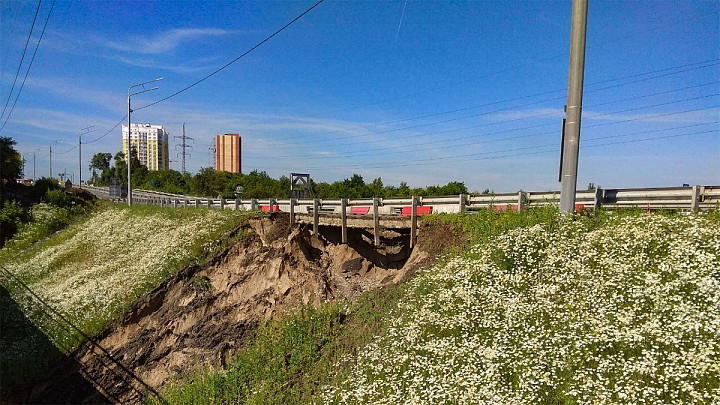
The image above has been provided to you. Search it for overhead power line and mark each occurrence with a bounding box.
[0,0,24,93]
[263,58,720,143]
[135,0,325,112]
[83,116,126,144]
[0,0,56,134]
[83,0,324,146]
[270,127,718,171]
[314,10,718,116]
[245,105,719,164]
[0,0,41,124]
[254,84,720,160]
[245,61,720,150]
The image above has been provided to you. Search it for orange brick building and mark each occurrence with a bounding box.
[215,133,241,173]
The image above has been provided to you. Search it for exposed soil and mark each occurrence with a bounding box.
[12,215,466,404]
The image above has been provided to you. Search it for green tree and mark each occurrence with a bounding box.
[89,152,112,172]
[0,137,23,198]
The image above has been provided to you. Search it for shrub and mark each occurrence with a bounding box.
[0,200,28,245]
[44,189,74,209]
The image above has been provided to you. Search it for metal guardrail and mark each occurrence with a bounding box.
[84,185,719,214]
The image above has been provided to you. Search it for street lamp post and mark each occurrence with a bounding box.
[78,125,98,189]
[127,77,163,206]
[49,139,64,180]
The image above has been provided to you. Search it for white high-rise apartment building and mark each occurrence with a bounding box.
[121,123,169,171]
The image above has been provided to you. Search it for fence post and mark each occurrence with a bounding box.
[517,191,525,213]
[220,197,225,210]
[459,194,466,213]
[207,199,212,209]
[250,198,257,211]
[594,187,603,210]
[410,196,417,248]
[183,199,188,209]
[691,185,700,213]
[373,198,380,246]
[289,198,295,225]
[235,198,240,210]
[313,199,319,235]
[341,198,348,244]
[270,198,277,213]
[173,199,178,209]
[195,199,199,209]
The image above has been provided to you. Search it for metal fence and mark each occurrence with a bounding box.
[85,185,719,214]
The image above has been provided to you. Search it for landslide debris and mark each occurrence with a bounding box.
[16,215,463,404]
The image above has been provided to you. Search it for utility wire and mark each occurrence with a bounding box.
[0,0,41,123]
[261,58,720,143]
[0,0,55,134]
[254,83,720,160]
[245,105,719,164]
[83,0,324,145]
[245,62,720,150]
[248,87,720,155]
[84,116,126,144]
[315,10,718,116]
[0,0,23,94]
[277,127,718,171]
[135,0,324,111]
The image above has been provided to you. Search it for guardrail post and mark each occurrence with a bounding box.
[517,191,525,213]
[173,199,178,209]
[459,194,466,213]
[220,197,225,210]
[691,185,700,213]
[594,187,603,210]
[207,199,212,209]
[235,198,240,210]
[194,199,199,209]
[410,196,417,248]
[289,198,295,225]
[313,199,319,235]
[270,198,277,213]
[183,199,188,209]
[341,198,348,244]
[373,198,380,246]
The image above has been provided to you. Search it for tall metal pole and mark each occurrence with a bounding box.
[127,92,132,206]
[33,152,36,180]
[126,77,163,207]
[559,0,588,214]
[78,134,82,187]
[49,145,52,179]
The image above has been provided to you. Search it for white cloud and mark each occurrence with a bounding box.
[104,28,234,54]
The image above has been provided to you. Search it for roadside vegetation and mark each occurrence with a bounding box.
[0,203,253,400]
[155,208,720,404]
[88,150,470,199]
[324,211,720,404]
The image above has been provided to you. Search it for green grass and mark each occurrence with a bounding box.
[153,206,575,404]
[0,202,255,400]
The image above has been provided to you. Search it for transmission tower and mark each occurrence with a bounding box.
[173,123,194,173]
[209,137,216,169]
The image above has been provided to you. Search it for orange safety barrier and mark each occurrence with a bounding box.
[350,206,370,215]
[491,205,518,212]
[261,204,279,213]
[401,206,433,216]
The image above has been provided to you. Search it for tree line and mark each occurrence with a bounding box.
[88,151,471,199]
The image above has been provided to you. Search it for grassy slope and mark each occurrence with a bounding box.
[0,203,252,399]
[157,208,720,405]
[154,206,566,404]
[326,210,720,404]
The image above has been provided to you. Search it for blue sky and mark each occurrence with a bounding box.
[1,0,718,192]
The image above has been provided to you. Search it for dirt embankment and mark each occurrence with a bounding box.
[14,215,464,404]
